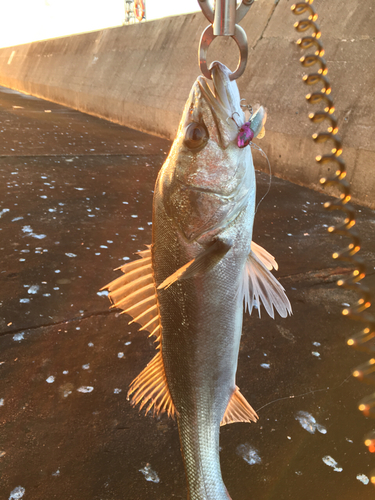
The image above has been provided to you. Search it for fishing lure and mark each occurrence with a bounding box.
[235,101,266,148]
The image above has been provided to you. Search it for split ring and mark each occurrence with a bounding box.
[198,24,248,81]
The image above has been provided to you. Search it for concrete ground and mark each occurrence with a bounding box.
[0,85,374,500]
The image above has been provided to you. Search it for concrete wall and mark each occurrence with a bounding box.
[0,0,374,208]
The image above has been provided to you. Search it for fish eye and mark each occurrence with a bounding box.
[183,122,209,151]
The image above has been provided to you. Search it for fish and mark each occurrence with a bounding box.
[102,61,292,499]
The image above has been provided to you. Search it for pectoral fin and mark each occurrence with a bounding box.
[221,386,258,426]
[241,243,292,319]
[251,241,278,271]
[158,239,232,290]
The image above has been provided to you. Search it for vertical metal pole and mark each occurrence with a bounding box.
[213,0,236,36]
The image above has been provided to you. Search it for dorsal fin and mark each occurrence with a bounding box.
[102,245,175,419]
[241,243,292,319]
[101,246,160,337]
[127,351,176,418]
[221,386,258,426]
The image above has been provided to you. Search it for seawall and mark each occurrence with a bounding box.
[0,0,373,207]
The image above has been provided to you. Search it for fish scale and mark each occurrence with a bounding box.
[103,62,291,499]
[152,180,254,498]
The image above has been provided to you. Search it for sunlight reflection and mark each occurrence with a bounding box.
[0,0,199,49]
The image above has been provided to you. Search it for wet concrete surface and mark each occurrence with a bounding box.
[0,85,375,500]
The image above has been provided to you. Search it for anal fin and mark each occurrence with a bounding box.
[221,386,258,426]
[127,351,176,419]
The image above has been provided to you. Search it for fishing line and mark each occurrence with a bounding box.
[256,374,352,413]
[250,142,272,214]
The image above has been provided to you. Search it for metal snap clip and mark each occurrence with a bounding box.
[197,0,254,81]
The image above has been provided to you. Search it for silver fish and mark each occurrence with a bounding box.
[103,62,292,499]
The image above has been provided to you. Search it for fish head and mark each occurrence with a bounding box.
[158,62,266,242]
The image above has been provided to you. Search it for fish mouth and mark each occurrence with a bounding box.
[197,62,243,125]
[175,62,249,198]
[166,62,254,242]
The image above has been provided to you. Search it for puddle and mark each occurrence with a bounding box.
[8,486,25,499]
[236,444,262,465]
[139,464,160,483]
[322,455,343,472]
[295,411,327,435]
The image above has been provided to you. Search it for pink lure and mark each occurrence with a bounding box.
[237,122,254,148]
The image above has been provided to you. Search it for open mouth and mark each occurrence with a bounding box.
[197,76,231,119]
[196,62,244,142]
[199,63,242,114]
